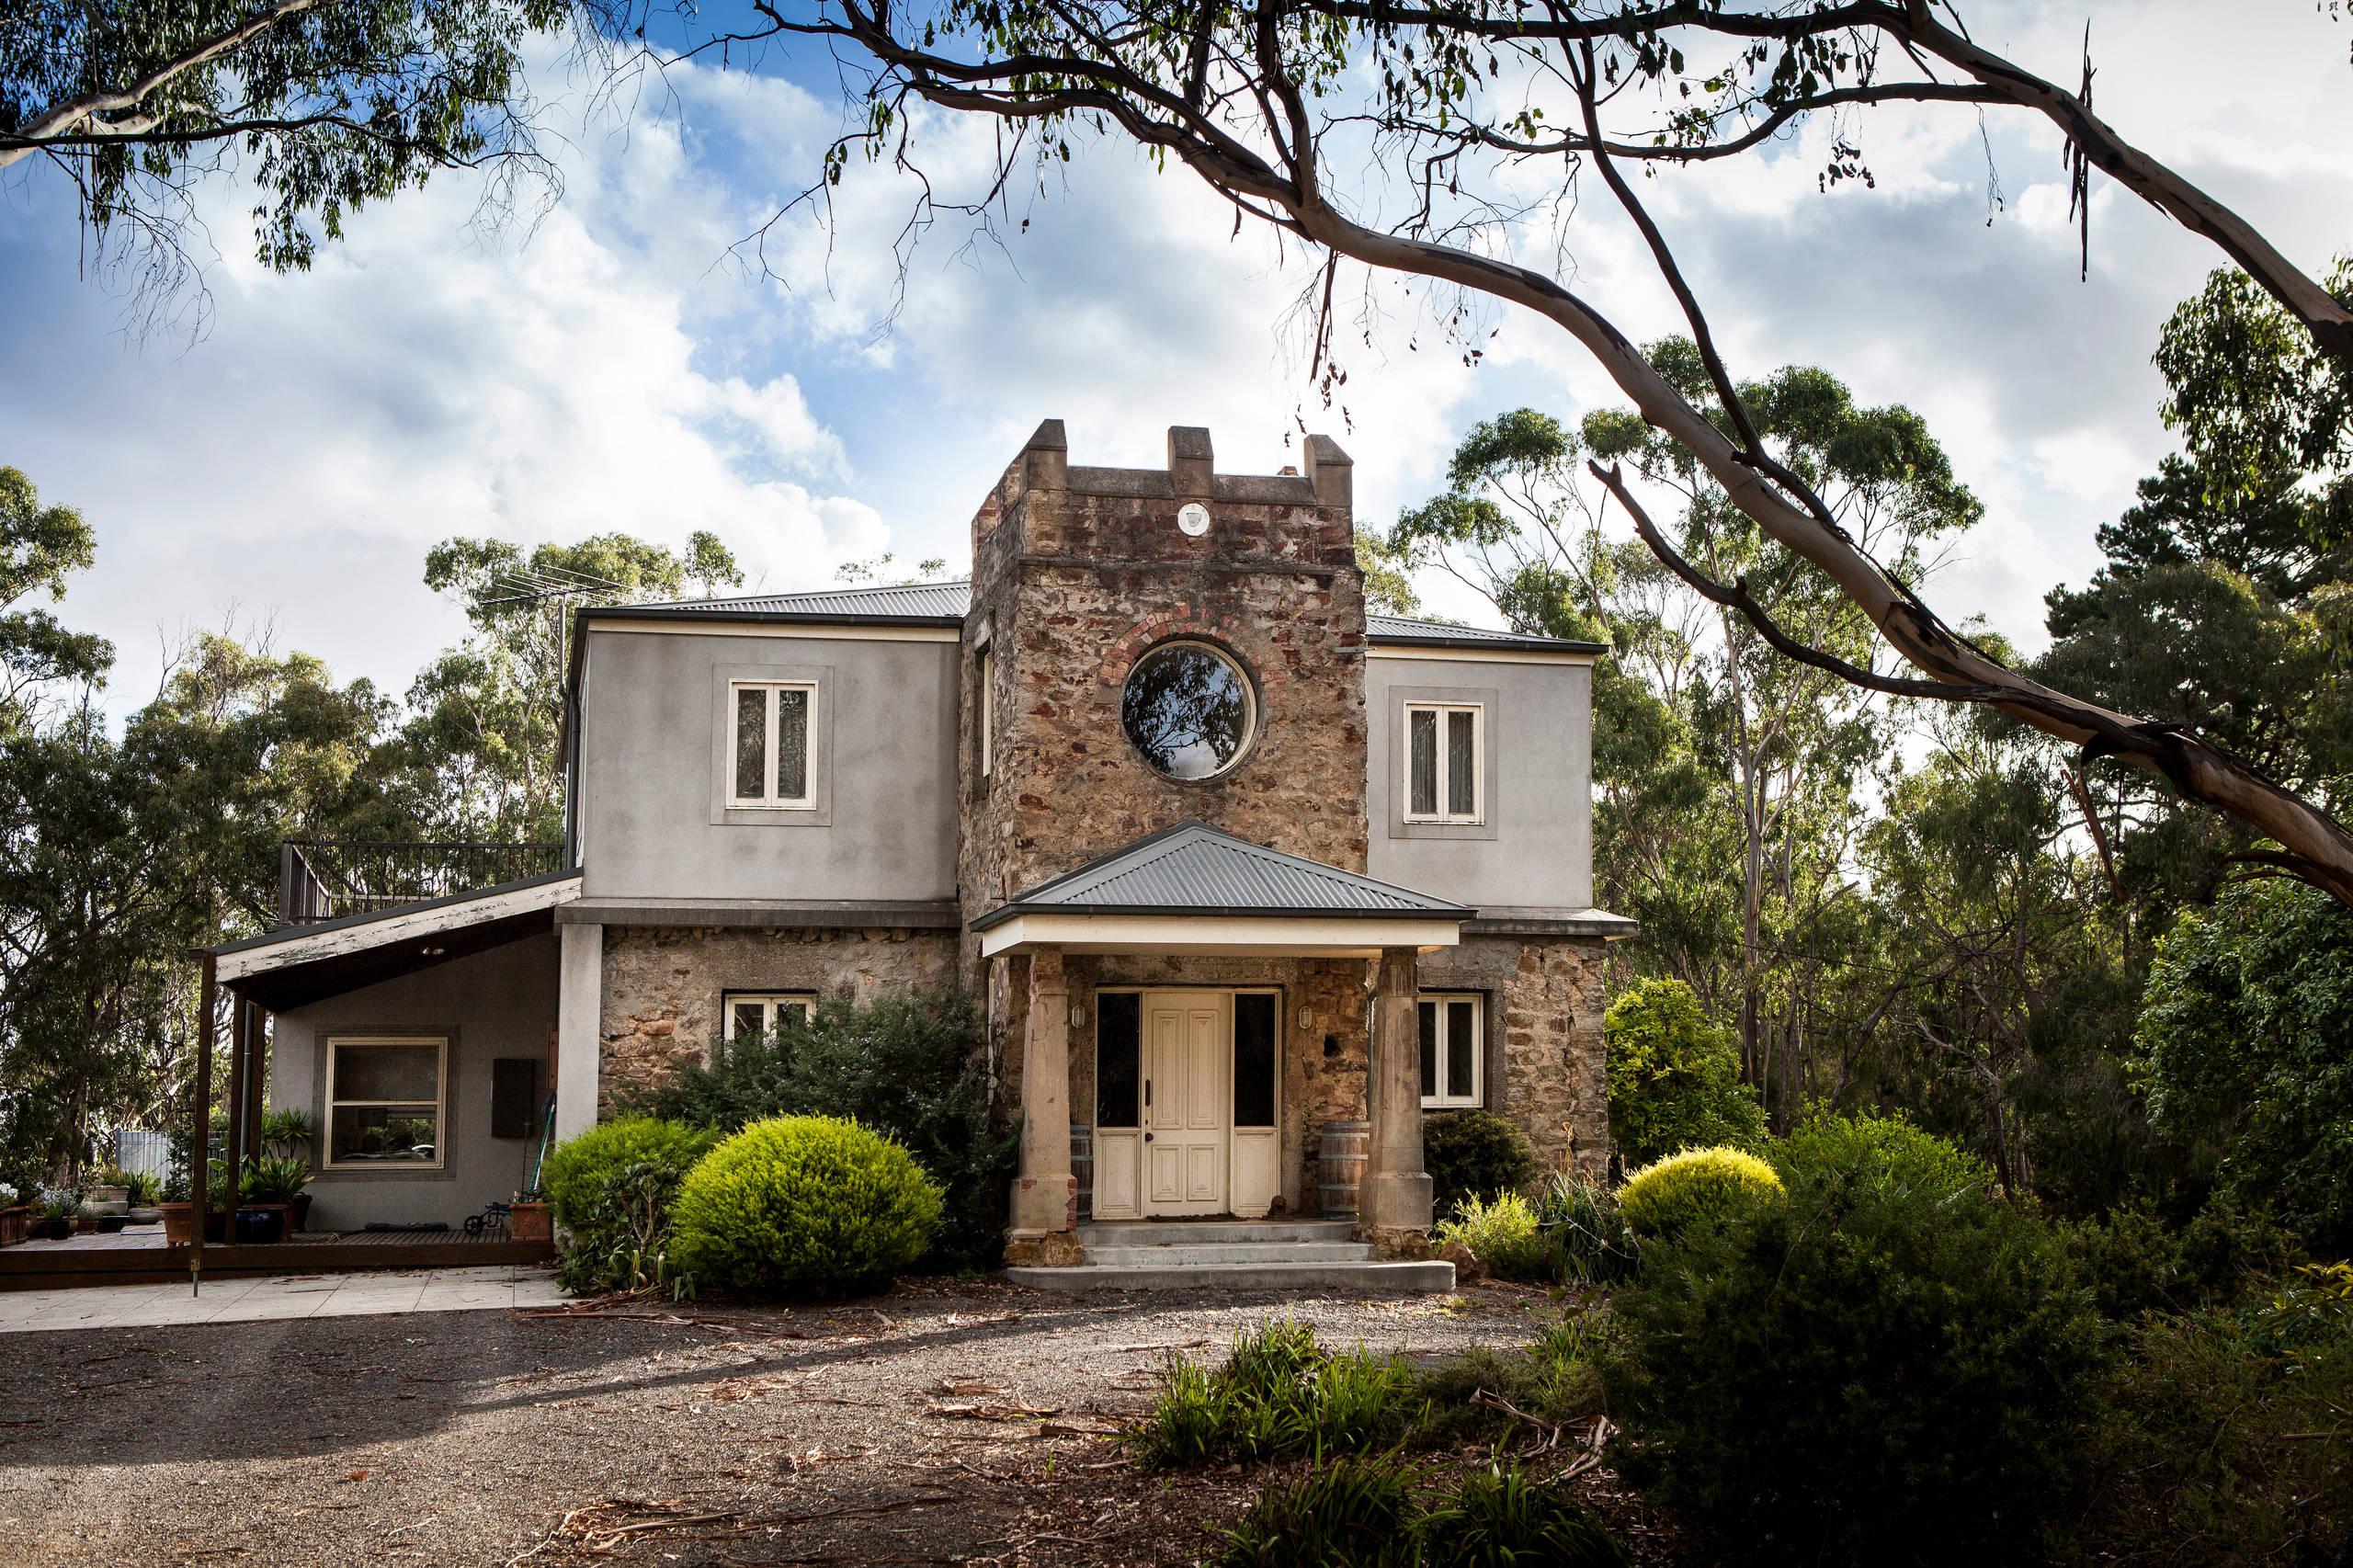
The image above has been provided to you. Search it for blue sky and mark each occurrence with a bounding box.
[2,0,2348,717]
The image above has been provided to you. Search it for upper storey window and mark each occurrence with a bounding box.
[1404,701,1483,824]
[731,681,814,809]
[1122,642,1256,780]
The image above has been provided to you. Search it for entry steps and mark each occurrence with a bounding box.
[1004,1219,1455,1293]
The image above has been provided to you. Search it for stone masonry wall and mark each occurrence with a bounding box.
[1419,935,1611,1179]
[599,926,958,1111]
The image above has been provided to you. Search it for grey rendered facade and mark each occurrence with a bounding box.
[217,423,1631,1249]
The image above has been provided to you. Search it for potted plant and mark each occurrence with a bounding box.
[34,1187,77,1242]
[263,1111,318,1231]
[510,1188,551,1243]
[236,1154,310,1244]
[0,1184,26,1246]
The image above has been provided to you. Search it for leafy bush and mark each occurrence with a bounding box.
[2136,878,2353,1254]
[238,1153,311,1202]
[1611,1130,2106,1568]
[631,991,1016,1272]
[1214,1457,1626,1568]
[1535,1171,1641,1285]
[2061,1281,2351,1565]
[1421,1462,1629,1568]
[1617,1146,1781,1239]
[119,1169,162,1205]
[669,1116,942,1299]
[1424,1108,1539,1221]
[542,1118,720,1298]
[1606,977,1764,1167]
[2068,1196,2305,1319]
[1772,1109,1990,1199]
[1215,1456,1422,1568]
[1128,1319,1417,1468]
[1410,1309,1612,1449]
[1435,1190,1554,1281]
[542,1118,720,1232]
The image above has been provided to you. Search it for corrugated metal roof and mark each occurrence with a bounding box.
[616,582,1597,652]
[972,821,1473,929]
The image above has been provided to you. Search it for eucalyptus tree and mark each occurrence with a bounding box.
[654,0,2353,905]
[2,0,583,316]
[1392,351,1978,1105]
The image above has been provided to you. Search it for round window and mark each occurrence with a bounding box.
[1120,641,1256,780]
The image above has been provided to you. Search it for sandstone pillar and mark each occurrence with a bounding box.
[1359,946,1433,1237]
[1007,946,1080,1262]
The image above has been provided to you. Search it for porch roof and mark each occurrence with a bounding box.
[973,821,1472,958]
[207,869,582,1010]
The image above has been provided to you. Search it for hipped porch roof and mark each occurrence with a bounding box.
[973,821,1472,958]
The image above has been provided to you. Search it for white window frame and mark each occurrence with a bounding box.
[1417,994,1484,1108]
[1402,701,1485,824]
[722,992,819,1041]
[727,681,817,810]
[323,1035,449,1170]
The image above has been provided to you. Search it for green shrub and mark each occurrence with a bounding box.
[1420,1461,1628,1568]
[2136,877,2353,1255]
[1617,1146,1781,1239]
[1435,1190,1554,1282]
[1424,1108,1539,1221]
[2061,1289,2350,1565]
[1213,1457,1627,1568]
[542,1118,720,1232]
[2068,1195,2305,1319]
[630,991,1015,1272]
[1128,1319,1418,1468]
[1612,1134,2106,1568]
[1606,977,1764,1167]
[669,1116,941,1299]
[1772,1109,1991,1199]
[1410,1311,1611,1449]
[1215,1457,1422,1568]
[1535,1171,1641,1285]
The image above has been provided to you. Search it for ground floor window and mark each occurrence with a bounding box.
[324,1037,447,1167]
[723,991,818,1047]
[1418,994,1483,1108]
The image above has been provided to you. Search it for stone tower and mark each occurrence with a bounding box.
[956,420,1370,977]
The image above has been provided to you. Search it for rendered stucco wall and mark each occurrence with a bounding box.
[574,628,961,904]
[1363,655,1595,913]
[267,932,559,1232]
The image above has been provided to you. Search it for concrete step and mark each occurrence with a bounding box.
[1007,1258,1455,1294]
[1083,1242,1375,1267]
[1075,1220,1357,1247]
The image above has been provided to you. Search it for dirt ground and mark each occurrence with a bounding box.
[0,1273,1665,1567]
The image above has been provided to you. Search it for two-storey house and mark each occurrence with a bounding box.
[210,422,1632,1286]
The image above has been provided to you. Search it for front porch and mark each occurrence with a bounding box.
[0,1221,552,1292]
[977,823,1483,1290]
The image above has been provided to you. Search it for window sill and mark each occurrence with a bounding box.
[1390,819,1499,841]
[710,803,834,828]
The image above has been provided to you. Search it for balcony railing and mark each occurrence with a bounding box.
[278,840,567,926]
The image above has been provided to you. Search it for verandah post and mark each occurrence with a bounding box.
[190,952,216,1293]
[1358,946,1434,1240]
[1006,945,1079,1265]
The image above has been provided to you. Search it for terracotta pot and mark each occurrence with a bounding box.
[0,1206,27,1246]
[509,1202,551,1243]
[159,1201,198,1244]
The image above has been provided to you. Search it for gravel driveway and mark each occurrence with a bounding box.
[1,1275,1557,1567]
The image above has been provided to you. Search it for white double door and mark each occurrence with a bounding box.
[1143,991,1229,1217]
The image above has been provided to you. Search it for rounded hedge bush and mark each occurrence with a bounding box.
[670,1115,943,1298]
[1618,1146,1783,1238]
[1426,1108,1540,1220]
[1773,1110,1990,1199]
[542,1117,722,1232]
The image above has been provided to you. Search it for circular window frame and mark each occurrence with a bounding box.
[1119,636,1262,784]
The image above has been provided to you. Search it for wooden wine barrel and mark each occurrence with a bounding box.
[1070,1123,1094,1224]
[1318,1119,1369,1221]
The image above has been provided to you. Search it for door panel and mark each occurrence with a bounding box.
[1142,992,1228,1217]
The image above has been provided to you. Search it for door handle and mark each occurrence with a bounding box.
[1144,1132,1154,1142]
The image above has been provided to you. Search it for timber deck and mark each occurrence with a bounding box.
[0,1224,553,1291]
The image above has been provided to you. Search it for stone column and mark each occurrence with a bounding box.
[1006,946,1081,1266]
[1359,946,1433,1243]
